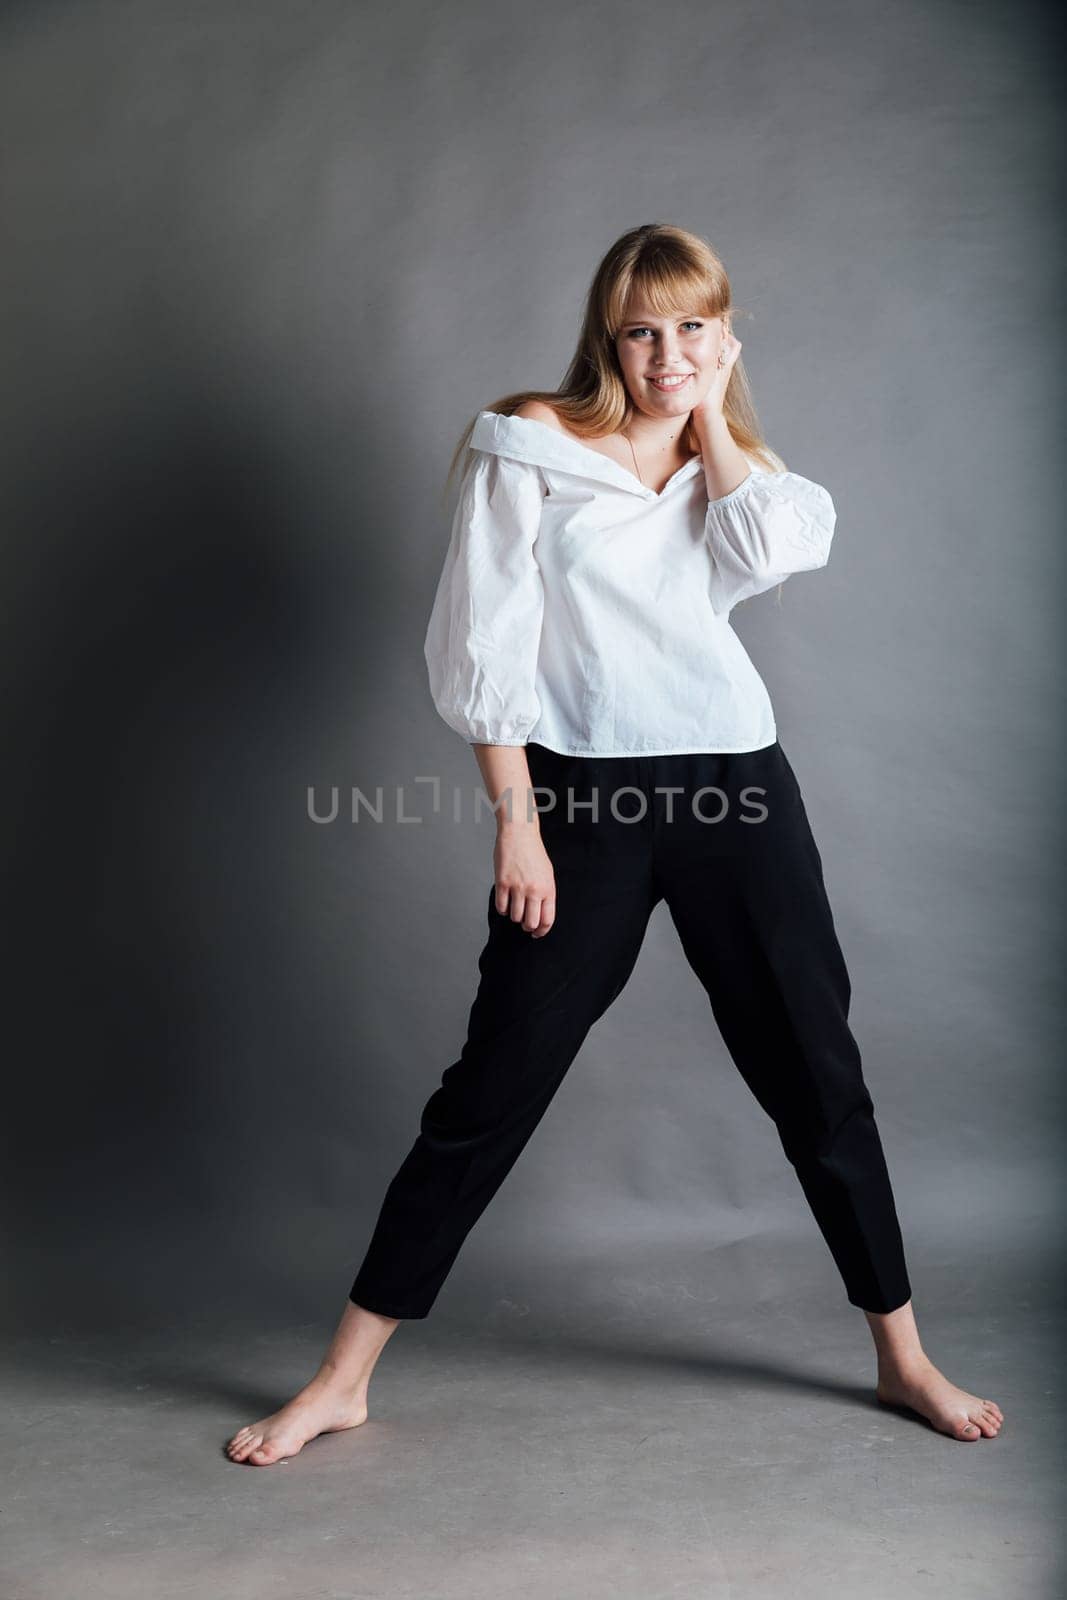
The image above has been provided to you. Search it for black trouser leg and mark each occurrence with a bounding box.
[349,750,659,1318]
[652,741,912,1313]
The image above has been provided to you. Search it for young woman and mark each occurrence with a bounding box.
[227,224,1002,1465]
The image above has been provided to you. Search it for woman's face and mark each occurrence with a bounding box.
[612,298,726,419]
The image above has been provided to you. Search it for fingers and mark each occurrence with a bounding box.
[530,895,556,938]
[513,892,555,936]
[515,894,537,929]
[496,885,557,937]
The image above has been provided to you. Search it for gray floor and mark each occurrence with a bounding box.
[3,1227,1060,1600]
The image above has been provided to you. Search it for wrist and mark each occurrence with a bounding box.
[496,792,543,831]
[691,404,729,439]
[497,819,542,840]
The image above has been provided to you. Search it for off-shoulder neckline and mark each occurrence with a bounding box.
[471,408,706,501]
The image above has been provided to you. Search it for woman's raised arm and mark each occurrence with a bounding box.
[703,463,837,615]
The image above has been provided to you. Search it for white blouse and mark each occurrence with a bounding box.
[423,408,837,757]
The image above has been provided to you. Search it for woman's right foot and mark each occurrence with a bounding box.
[226,1372,369,1466]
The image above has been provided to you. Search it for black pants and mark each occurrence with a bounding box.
[348,740,912,1318]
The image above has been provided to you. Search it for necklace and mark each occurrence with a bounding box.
[620,427,679,487]
[621,430,643,484]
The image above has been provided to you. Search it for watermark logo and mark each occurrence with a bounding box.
[306,779,769,825]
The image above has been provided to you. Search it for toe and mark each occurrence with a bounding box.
[249,1440,287,1465]
[965,1404,999,1438]
[957,1419,981,1440]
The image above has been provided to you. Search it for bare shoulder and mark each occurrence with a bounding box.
[512,399,565,431]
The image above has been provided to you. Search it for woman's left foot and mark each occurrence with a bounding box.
[876,1355,1003,1441]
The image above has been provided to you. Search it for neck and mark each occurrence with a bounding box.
[623,410,693,455]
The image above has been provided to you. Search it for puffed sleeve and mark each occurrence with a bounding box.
[705,462,837,615]
[423,448,546,745]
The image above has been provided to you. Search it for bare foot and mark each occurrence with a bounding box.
[225,1372,369,1466]
[225,1298,399,1465]
[876,1355,1004,1442]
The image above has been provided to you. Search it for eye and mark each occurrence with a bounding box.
[625,321,704,338]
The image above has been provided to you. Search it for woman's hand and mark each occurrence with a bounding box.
[494,824,557,938]
[471,743,557,937]
[691,322,743,428]
[687,320,753,499]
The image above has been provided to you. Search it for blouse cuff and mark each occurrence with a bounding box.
[707,469,760,508]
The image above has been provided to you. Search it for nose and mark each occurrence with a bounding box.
[653,336,683,367]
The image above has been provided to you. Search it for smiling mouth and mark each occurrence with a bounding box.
[647,374,694,390]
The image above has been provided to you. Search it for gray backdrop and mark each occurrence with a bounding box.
[2,0,1060,1322]
[1,2,1062,1593]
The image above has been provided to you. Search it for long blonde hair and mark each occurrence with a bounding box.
[444,221,786,497]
